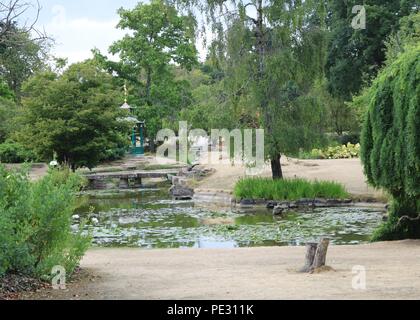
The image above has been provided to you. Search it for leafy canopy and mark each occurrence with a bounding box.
[360,44,420,240]
[19,60,129,170]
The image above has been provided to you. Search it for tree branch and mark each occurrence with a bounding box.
[397,214,420,227]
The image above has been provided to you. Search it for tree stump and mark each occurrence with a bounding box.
[311,238,330,271]
[299,242,318,273]
[300,238,330,273]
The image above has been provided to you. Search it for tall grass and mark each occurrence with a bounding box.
[234,178,349,201]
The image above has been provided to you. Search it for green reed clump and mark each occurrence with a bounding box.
[234,178,349,201]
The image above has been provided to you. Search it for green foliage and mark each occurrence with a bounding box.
[234,178,349,201]
[0,23,48,99]
[372,197,420,241]
[0,166,90,278]
[185,1,331,172]
[95,0,198,149]
[0,96,18,143]
[360,44,420,240]
[326,0,418,101]
[0,140,37,163]
[0,78,15,101]
[301,143,361,160]
[19,61,130,170]
[385,12,420,63]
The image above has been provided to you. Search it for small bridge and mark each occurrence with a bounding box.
[85,169,179,189]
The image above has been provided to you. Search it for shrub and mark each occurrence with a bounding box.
[0,141,37,163]
[360,44,420,240]
[300,143,360,160]
[234,178,349,201]
[0,165,90,279]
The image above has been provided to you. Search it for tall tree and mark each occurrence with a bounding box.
[0,0,50,99]
[0,78,16,143]
[326,0,419,101]
[180,0,329,179]
[95,0,198,151]
[19,61,129,171]
[360,43,419,240]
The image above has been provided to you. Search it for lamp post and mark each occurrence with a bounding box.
[120,84,145,157]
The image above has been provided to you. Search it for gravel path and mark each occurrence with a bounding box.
[25,241,420,300]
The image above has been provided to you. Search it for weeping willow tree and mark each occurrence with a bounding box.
[176,0,329,179]
[361,44,420,240]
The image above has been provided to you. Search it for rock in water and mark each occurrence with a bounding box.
[273,206,284,215]
[170,185,194,200]
[266,201,278,209]
[273,202,289,215]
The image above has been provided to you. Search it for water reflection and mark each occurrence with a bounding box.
[75,189,384,249]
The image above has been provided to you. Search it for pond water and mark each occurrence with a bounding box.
[74,188,384,249]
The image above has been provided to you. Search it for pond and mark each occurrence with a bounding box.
[74,188,384,249]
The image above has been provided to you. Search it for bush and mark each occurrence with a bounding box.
[360,44,420,240]
[0,166,90,279]
[300,143,360,160]
[0,141,37,163]
[100,146,128,162]
[234,178,349,201]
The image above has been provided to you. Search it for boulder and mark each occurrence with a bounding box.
[296,199,314,207]
[313,198,328,208]
[273,206,284,215]
[289,201,298,209]
[240,199,256,206]
[266,201,278,209]
[169,185,194,200]
[273,203,289,215]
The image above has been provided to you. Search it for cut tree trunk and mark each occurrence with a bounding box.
[300,238,330,273]
[271,154,283,180]
[311,238,330,271]
[299,242,318,273]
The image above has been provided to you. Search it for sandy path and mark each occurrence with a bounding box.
[27,241,420,300]
[196,158,383,200]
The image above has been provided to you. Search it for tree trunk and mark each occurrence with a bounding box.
[145,68,152,104]
[311,238,330,271]
[271,154,283,180]
[149,138,156,154]
[254,0,284,181]
[299,242,318,273]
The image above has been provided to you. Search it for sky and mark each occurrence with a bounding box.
[22,0,208,64]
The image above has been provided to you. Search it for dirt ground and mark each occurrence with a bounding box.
[23,241,420,300]
[196,158,384,200]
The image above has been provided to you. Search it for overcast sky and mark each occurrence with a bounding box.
[24,0,207,64]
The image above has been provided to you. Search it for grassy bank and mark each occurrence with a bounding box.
[234,178,349,201]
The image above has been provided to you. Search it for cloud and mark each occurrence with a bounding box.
[45,5,125,64]
[44,4,208,64]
